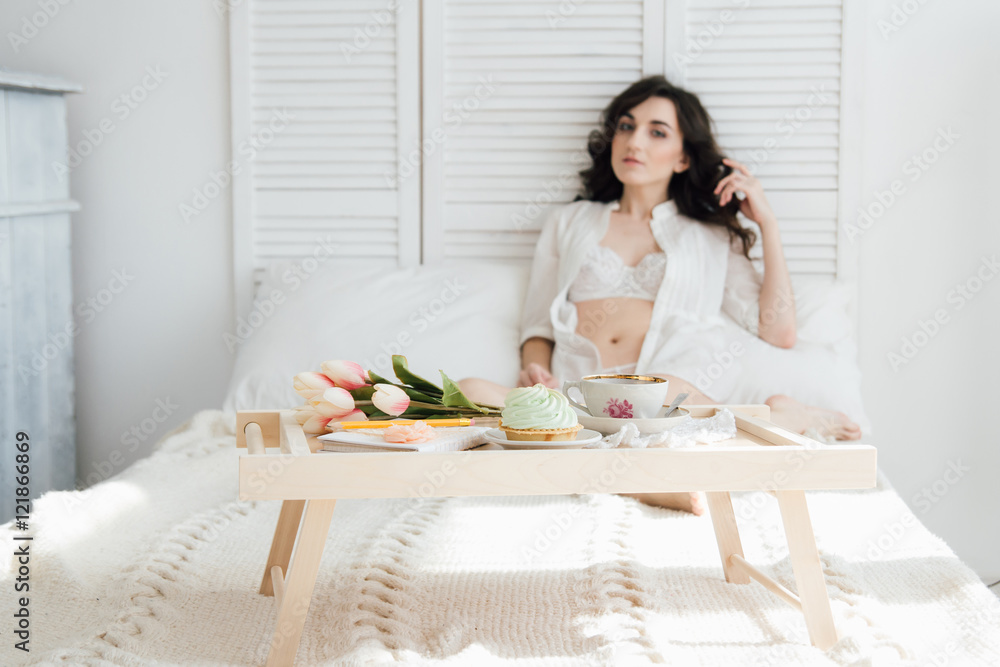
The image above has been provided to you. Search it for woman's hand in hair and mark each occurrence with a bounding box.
[715,158,778,230]
[718,159,797,347]
[518,362,559,389]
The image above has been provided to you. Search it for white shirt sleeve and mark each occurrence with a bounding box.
[720,237,763,336]
[519,207,562,348]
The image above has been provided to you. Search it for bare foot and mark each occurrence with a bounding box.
[765,394,862,441]
[622,492,706,516]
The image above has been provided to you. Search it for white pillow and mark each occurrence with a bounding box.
[222,260,528,412]
[722,276,871,435]
[223,259,870,435]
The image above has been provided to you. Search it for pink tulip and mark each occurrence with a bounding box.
[293,405,332,434]
[371,383,409,416]
[310,387,355,418]
[293,372,336,401]
[320,360,369,390]
[303,413,333,434]
[340,410,368,422]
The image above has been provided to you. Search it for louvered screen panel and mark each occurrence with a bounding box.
[681,0,843,275]
[243,0,420,282]
[424,0,657,262]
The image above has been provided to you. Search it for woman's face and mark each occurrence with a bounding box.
[611,96,689,190]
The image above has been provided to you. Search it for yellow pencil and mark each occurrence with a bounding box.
[334,418,474,429]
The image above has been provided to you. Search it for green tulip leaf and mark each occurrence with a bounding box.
[400,386,444,404]
[439,370,488,413]
[366,371,392,386]
[349,386,376,400]
[392,355,443,396]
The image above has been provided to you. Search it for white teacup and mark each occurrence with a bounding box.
[562,374,670,420]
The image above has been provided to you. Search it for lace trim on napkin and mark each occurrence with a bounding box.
[587,408,738,449]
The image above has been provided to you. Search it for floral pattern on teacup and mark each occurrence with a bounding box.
[604,398,634,419]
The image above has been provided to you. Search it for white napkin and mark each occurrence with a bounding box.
[586,408,738,449]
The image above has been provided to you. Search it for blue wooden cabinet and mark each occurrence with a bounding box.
[0,70,81,522]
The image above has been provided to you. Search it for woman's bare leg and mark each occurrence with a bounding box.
[765,394,862,440]
[457,377,511,408]
[653,374,863,440]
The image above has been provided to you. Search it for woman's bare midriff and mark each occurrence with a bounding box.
[574,297,653,369]
[570,209,663,370]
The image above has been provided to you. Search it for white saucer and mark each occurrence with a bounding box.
[483,428,603,449]
[573,406,691,435]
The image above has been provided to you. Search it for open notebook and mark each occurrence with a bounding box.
[318,426,491,453]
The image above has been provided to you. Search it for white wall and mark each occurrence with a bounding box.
[858,0,1000,582]
[0,0,234,486]
[1,0,996,582]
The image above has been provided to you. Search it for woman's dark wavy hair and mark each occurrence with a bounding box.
[575,75,755,258]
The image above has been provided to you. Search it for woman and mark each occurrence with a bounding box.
[459,76,861,513]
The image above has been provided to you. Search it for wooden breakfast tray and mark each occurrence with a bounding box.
[236,405,877,666]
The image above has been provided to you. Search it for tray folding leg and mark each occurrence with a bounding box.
[266,498,337,667]
[775,490,838,650]
[705,491,750,584]
[260,499,306,596]
[708,489,839,650]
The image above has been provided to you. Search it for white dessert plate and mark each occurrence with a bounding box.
[483,428,603,449]
[573,406,691,435]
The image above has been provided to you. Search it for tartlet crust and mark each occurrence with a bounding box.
[498,421,583,442]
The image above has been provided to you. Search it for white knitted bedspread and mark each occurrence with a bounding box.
[3,410,999,666]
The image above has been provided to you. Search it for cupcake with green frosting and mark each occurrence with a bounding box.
[500,384,582,441]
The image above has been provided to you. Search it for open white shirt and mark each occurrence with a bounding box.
[519,198,764,398]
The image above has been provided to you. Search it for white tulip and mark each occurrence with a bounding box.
[371,383,410,417]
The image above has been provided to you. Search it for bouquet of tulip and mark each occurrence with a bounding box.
[292,354,502,434]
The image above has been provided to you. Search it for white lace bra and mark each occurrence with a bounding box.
[567,244,667,303]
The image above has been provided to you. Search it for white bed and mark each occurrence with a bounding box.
[3,259,999,666]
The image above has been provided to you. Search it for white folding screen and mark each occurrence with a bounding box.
[421,0,656,262]
[230,0,420,318]
[676,0,850,276]
[419,0,852,274]
[231,0,859,314]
